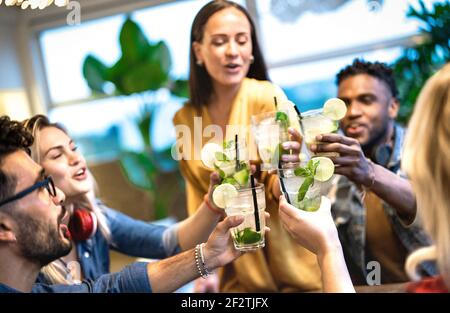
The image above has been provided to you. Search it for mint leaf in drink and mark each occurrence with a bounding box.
[213,163,226,179]
[234,228,261,244]
[276,111,290,133]
[298,176,314,202]
[223,140,234,150]
[311,159,320,176]
[275,111,289,122]
[233,168,249,187]
[306,159,315,173]
[222,177,238,186]
[294,167,310,177]
[215,151,229,162]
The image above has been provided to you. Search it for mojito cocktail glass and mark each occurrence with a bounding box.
[251,111,289,171]
[279,161,333,212]
[300,108,339,157]
[224,183,266,251]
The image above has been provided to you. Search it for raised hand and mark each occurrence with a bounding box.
[280,127,304,163]
[310,133,374,187]
[278,195,339,256]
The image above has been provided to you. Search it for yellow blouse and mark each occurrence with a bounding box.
[173,78,322,292]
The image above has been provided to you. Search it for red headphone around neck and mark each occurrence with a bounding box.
[68,208,97,242]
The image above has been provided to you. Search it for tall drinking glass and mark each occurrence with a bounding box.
[300,109,339,157]
[224,184,266,251]
[278,161,333,212]
[251,111,289,171]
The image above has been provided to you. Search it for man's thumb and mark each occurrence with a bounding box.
[222,215,244,229]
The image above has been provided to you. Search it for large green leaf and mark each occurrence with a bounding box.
[119,17,149,64]
[119,151,157,190]
[169,79,189,98]
[82,55,108,94]
[107,57,129,94]
[147,41,172,74]
[137,110,153,148]
[122,63,168,94]
[394,0,450,123]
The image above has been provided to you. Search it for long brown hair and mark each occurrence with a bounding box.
[189,0,269,109]
[403,63,450,288]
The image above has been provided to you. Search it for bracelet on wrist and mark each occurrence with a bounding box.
[203,194,224,216]
[194,243,212,279]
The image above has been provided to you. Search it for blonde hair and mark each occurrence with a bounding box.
[402,63,450,289]
[23,115,112,284]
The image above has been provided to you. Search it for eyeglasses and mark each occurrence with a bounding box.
[0,175,57,207]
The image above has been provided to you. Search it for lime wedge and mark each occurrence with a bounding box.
[201,143,222,169]
[233,167,249,187]
[214,161,235,177]
[323,98,347,120]
[312,157,335,182]
[212,183,238,208]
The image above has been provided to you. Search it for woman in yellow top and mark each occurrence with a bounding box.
[173,0,321,292]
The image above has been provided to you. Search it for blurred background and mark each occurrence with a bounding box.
[0,0,449,274]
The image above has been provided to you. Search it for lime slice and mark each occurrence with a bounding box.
[212,183,238,208]
[201,143,222,169]
[214,161,235,177]
[312,157,335,182]
[323,98,347,120]
[233,167,249,187]
[299,153,307,161]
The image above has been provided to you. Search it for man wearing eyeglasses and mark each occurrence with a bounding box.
[0,116,248,293]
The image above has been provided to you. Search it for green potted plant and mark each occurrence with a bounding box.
[82,16,188,219]
[393,0,450,123]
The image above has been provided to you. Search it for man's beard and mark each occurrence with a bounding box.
[361,119,391,156]
[14,211,72,267]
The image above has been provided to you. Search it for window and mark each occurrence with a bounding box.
[40,0,245,162]
[257,0,438,64]
[270,47,403,111]
[37,0,440,160]
[256,0,444,111]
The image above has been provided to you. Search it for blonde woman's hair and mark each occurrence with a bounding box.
[402,63,450,289]
[22,114,112,284]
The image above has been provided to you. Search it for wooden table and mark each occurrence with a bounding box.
[355,283,407,293]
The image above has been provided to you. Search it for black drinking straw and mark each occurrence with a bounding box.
[235,134,239,171]
[294,104,305,136]
[278,160,291,204]
[293,104,305,135]
[250,175,261,232]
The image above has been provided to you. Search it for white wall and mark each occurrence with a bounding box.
[0,8,23,89]
[0,7,31,120]
[0,0,174,118]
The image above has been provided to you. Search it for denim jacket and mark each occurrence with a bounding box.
[1,262,151,293]
[37,201,181,285]
[77,202,181,280]
[331,124,436,279]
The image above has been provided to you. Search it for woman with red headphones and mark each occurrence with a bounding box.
[23,115,226,285]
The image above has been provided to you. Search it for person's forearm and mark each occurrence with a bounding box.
[318,246,355,293]
[370,164,416,224]
[272,176,282,199]
[146,249,199,293]
[177,202,221,251]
